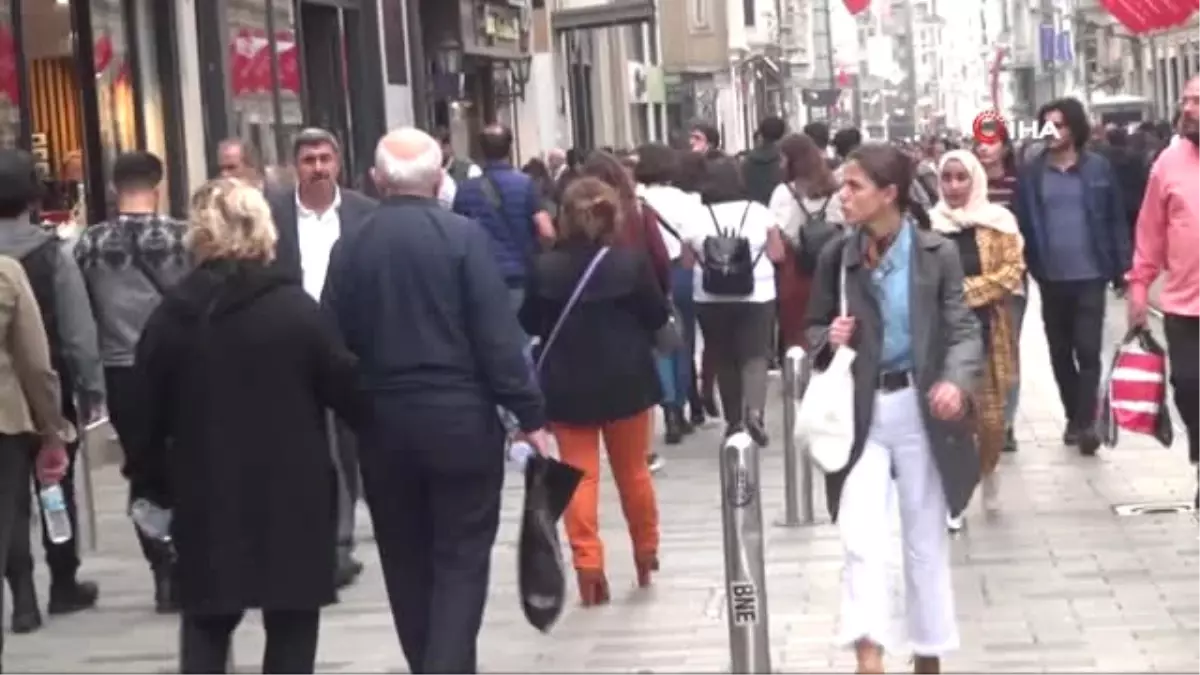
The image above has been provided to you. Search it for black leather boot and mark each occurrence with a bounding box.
[46,579,98,617]
[153,566,179,614]
[745,411,769,447]
[664,407,684,445]
[8,573,42,634]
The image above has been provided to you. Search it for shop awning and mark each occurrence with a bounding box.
[551,0,654,32]
[1099,0,1197,34]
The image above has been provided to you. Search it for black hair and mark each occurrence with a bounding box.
[844,143,930,230]
[218,138,262,171]
[698,158,746,205]
[0,150,38,219]
[1106,126,1128,147]
[1036,97,1090,150]
[111,151,165,194]
[803,121,830,149]
[565,147,582,168]
[673,150,706,193]
[758,116,786,143]
[480,124,514,161]
[831,128,862,158]
[292,127,341,158]
[690,122,721,149]
[633,143,677,185]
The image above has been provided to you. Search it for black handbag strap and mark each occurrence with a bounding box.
[706,201,752,238]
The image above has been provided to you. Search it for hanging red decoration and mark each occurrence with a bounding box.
[843,0,871,15]
[229,28,300,96]
[837,68,851,88]
[93,35,113,74]
[275,31,300,94]
[0,26,15,104]
[1099,0,1198,34]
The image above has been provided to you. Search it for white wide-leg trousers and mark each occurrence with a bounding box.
[836,386,959,656]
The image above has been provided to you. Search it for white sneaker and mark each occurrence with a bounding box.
[946,514,965,533]
[982,473,1000,512]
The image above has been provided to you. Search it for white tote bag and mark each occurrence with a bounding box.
[794,265,856,474]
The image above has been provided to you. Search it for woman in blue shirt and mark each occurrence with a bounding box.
[804,144,983,674]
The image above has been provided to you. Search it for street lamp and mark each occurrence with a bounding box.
[494,55,532,102]
[511,55,532,100]
[432,40,464,100]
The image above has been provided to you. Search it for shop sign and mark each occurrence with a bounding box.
[230,27,300,96]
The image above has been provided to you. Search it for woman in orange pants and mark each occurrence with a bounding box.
[518,177,669,606]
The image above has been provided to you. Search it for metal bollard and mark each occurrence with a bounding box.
[779,348,816,526]
[720,431,772,674]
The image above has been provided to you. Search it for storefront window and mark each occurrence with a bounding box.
[228,0,302,176]
[91,0,137,201]
[21,0,87,219]
[0,1,19,148]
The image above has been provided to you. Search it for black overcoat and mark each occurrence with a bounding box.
[129,261,361,614]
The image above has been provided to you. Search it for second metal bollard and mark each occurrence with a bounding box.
[720,431,772,674]
[780,347,816,526]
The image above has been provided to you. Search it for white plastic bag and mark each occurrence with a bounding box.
[795,264,856,474]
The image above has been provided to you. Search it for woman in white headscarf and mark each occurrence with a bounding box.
[931,150,1025,520]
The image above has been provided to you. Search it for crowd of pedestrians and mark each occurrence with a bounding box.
[0,76,1192,674]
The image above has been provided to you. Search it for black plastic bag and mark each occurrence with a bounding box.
[518,454,583,633]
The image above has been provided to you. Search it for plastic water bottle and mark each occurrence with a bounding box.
[129,498,173,542]
[508,439,536,471]
[38,484,72,545]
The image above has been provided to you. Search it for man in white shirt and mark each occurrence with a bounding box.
[265,128,376,591]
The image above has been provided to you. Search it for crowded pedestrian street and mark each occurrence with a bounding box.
[7,288,1195,674]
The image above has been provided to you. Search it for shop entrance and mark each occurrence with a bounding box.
[0,0,169,224]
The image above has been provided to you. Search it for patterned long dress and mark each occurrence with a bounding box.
[946,226,1025,476]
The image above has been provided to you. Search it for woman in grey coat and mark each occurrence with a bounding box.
[803,143,983,674]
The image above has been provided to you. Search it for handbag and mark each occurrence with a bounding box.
[1098,327,1173,448]
[794,260,856,474]
[533,247,610,372]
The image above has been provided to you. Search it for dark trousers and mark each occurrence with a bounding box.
[179,609,319,674]
[329,417,359,567]
[1164,314,1200,464]
[105,367,173,570]
[696,301,776,426]
[0,436,34,668]
[360,410,504,674]
[6,411,80,586]
[1039,280,1107,429]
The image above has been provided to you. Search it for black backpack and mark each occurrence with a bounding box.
[789,188,842,274]
[701,202,758,296]
[19,238,72,396]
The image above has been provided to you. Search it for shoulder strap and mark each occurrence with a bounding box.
[536,247,610,371]
[640,199,680,241]
[706,205,723,237]
[736,201,752,236]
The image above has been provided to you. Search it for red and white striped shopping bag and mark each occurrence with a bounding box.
[1099,328,1174,448]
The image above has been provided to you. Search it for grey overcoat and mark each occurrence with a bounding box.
[803,226,984,521]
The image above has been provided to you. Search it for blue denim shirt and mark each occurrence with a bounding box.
[873,219,914,372]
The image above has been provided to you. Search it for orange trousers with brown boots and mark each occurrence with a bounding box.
[552,408,660,573]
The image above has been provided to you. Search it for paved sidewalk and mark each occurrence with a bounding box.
[7,286,1197,673]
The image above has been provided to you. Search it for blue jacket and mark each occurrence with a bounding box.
[1014,149,1131,283]
[452,161,540,284]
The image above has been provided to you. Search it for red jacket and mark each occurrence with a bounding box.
[618,202,671,293]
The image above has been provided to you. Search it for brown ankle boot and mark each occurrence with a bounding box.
[576,569,610,607]
[634,553,659,588]
[913,655,940,674]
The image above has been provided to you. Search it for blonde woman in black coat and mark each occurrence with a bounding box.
[127,178,361,674]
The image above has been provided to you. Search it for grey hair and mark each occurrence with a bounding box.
[374,129,443,192]
[292,128,341,158]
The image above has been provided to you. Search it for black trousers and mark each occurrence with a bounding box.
[0,437,33,669]
[1039,280,1108,429]
[330,416,360,568]
[105,367,174,570]
[179,609,319,674]
[1164,314,1200,464]
[360,411,504,674]
[6,414,80,586]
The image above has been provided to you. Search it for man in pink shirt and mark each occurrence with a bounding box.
[1127,75,1200,481]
